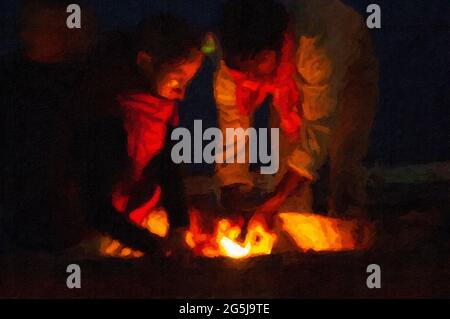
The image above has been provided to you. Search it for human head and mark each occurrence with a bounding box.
[220,0,289,77]
[18,0,96,63]
[134,14,205,101]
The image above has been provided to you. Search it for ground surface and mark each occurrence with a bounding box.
[1,165,449,299]
[0,239,449,298]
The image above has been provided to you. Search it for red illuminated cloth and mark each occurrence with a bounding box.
[112,93,178,225]
[228,33,302,142]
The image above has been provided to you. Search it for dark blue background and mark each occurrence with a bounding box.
[1,0,449,169]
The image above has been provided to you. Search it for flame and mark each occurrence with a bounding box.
[100,238,145,259]
[99,209,169,259]
[185,210,278,259]
[144,209,170,238]
[185,211,372,258]
[100,209,372,259]
[279,212,373,252]
[219,237,251,259]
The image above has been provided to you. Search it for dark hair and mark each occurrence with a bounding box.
[134,13,204,68]
[220,0,289,68]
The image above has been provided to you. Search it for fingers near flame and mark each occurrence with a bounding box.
[100,209,373,260]
[186,211,373,259]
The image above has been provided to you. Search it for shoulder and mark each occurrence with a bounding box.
[290,0,365,44]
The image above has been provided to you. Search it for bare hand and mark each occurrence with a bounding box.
[248,170,308,230]
[250,194,286,229]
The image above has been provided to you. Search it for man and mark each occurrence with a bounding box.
[214,0,379,227]
[0,0,96,253]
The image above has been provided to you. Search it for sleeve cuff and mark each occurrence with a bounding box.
[287,150,316,182]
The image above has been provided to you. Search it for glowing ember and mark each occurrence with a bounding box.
[100,208,373,259]
[185,210,277,259]
[144,208,170,238]
[219,237,251,259]
[99,209,169,258]
[279,212,373,252]
[185,210,372,258]
[100,238,145,259]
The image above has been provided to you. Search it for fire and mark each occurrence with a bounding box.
[101,209,373,259]
[100,237,145,258]
[143,208,170,238]
[185,210,373,258]
[185,210,277,259]
[279,212,373,252]
[219,237,251,259]
[100,209,169,258]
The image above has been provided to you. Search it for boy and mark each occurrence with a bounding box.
[82,14,205,254]
[214,0,379,227]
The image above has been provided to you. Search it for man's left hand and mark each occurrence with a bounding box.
[249,170,309,230]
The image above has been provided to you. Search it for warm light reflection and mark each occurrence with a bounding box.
[185,210,277,259]
[144,209,170,238]
[279,212,373,252]
[100,209,372,259]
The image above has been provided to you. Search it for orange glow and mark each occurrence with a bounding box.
[185,210,277,259]
[99,209,169,259]
[100,238,145,259]
[143,208,170,238]
[279,212,373,252]
[185,211,372,259]
[100,209,372,259]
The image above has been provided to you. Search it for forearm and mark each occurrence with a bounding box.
[90,199,162,254]
[215,62,253,187]
[84,117,162,253]
[274,169,308,200]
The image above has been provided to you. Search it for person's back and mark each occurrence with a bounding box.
[1,57,87,252]
[0,0,96,253]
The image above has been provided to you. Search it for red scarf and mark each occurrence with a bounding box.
[228,33,302,142]
[112,93,178,225]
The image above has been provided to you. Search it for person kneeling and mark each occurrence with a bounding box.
[83,14,205,257]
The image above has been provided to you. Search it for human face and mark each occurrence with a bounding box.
[232,50,279,79]
[155,50,204,101]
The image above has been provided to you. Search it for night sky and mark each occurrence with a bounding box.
[0,0,449,168]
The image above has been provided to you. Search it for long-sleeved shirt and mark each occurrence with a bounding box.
[112,93,178,225]
[214,0,369,185]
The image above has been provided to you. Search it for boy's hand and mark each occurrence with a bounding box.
[255,171,307,225]
[251,194,286,229]
[248,170,308,231]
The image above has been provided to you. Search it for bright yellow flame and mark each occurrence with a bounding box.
[186,211,372,259]
[219,237,251,259]
[144,209,170,238]
[100,209,372,260]
[185,213,278,259]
